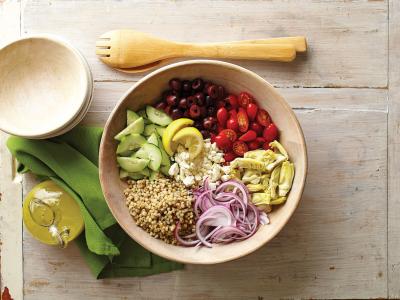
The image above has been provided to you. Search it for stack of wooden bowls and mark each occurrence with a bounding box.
[0,35,93,139]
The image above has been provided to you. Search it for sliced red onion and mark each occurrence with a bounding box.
[178,178,262,247]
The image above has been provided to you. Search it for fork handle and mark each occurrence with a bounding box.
[180,43,296,62]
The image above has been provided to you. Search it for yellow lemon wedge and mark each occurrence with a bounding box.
[162,118,194,155]
[172,127,204,159]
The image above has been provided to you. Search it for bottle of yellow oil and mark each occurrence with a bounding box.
[23,180,84,247]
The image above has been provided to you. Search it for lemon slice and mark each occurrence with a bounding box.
[162,118,194,155]
[172,127,204,159]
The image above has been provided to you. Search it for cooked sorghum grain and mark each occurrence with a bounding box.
[124,177,195,244]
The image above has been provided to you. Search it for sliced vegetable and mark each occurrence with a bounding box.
[114,117,144,141]
[263,123,279,143]
[270,140,289,159]
[117,157,149,172]
[116,134,146,155]
[246,103,258,121]
[219,129,237,142]
[137,143,162,171]
[239,130,257,142]
[268,165,281,199]
[256,109,271,127]
[231,158,266,170]
[238,92,253,108]
[143,124,160,136]
[147,133,159,146]
[237,108,249,133]
[127,109,140,125]
[232,140,248,156]
[146,105,173,126]
[278,161,294,197]
[217,107,228,126]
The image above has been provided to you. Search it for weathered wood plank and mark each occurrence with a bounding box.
[23,86,388,299]
[0,1,23,299]
[388,0,400,298]
[23,0,388,88]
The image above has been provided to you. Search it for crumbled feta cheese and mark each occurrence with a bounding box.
[221,175,231,182]
[170,138,225,187]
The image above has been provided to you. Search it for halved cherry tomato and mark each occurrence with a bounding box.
[217,107,228,126]
[237,108,249,133]
[263,142,271,150]
[224,151,237,162]
[229,109,237,119]
[256,109,271,127]
[226,117,239,132]
[239,130,257,142]
[256,136,266,144]
[232,140,248,156]
[226,95,238,108]
[238,92,253,108]
[263,123,278,143]
[250,122,263,136]
[246,103,258,121]
[214,134,232,151]
[220,129,237,142]
[248,140,260,150]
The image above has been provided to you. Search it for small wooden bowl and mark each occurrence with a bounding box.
[0,35,93,138]
[99,60,307,264]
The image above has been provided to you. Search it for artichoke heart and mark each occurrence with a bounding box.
[251,192,271,205]
[242,169,261,184]
[246,183,264,192]
[278,161,295,197]
[244,150,268,161]
[269,140,289,159]
[266,154,287,172]
[270,196,287,205]
[231,158,266,170]
[268,165,281,199]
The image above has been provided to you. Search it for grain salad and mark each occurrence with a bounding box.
[124,177,195,244]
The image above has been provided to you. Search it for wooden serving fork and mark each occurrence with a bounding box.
[96,30,307,70]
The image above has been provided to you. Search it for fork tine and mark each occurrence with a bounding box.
[95,48,111,56]
[96,40,111,47]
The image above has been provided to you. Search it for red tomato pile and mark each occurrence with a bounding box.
[212,92,279,161]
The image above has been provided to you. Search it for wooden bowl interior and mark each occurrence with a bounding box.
[0,37,91,137]
[100,60,307,264]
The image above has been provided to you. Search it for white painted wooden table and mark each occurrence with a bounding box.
[1,1,399,299]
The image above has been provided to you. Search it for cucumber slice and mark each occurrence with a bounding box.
[137,109,147,119]
[127,110,140,125]
[149,170,158,181]
[147,133,159,146]
[143,124,159,136]
[119,169,129,178]
[134,147,149,160]
[115,117,144,141]
[140,167,151,177]
[116,134,146,155]
[146,106,172,126]
[141,143,162,171]
[160,165,170,176]
[128,173,145,180]
[156,126,166,137]
[117,157,149,172]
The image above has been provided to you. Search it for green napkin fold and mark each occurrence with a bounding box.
[7,126,183,278]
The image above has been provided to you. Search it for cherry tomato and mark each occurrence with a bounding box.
[232,140,248,156]
[250,122,263,136]
[229,109,237,119]
[246,103,258,121]
[216,107,228,126]
[239,130,257,142]
[263,142,271,150]
[256,109,271,127]
[248,141,260,150]
[226,95,238,108]
[220,129,238,142]
[214,134,232,151]
[226,117,239,132]
[238,92,253,108]
[237,108,249,133]
[263,123,278,143]
[256,137,266,144]
[224,152,237,162]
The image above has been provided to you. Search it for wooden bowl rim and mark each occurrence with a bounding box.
[99,59,308,264]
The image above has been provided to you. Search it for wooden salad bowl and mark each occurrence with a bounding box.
[99,60,307,264]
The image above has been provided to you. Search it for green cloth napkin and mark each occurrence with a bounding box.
[7,126,183,278]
